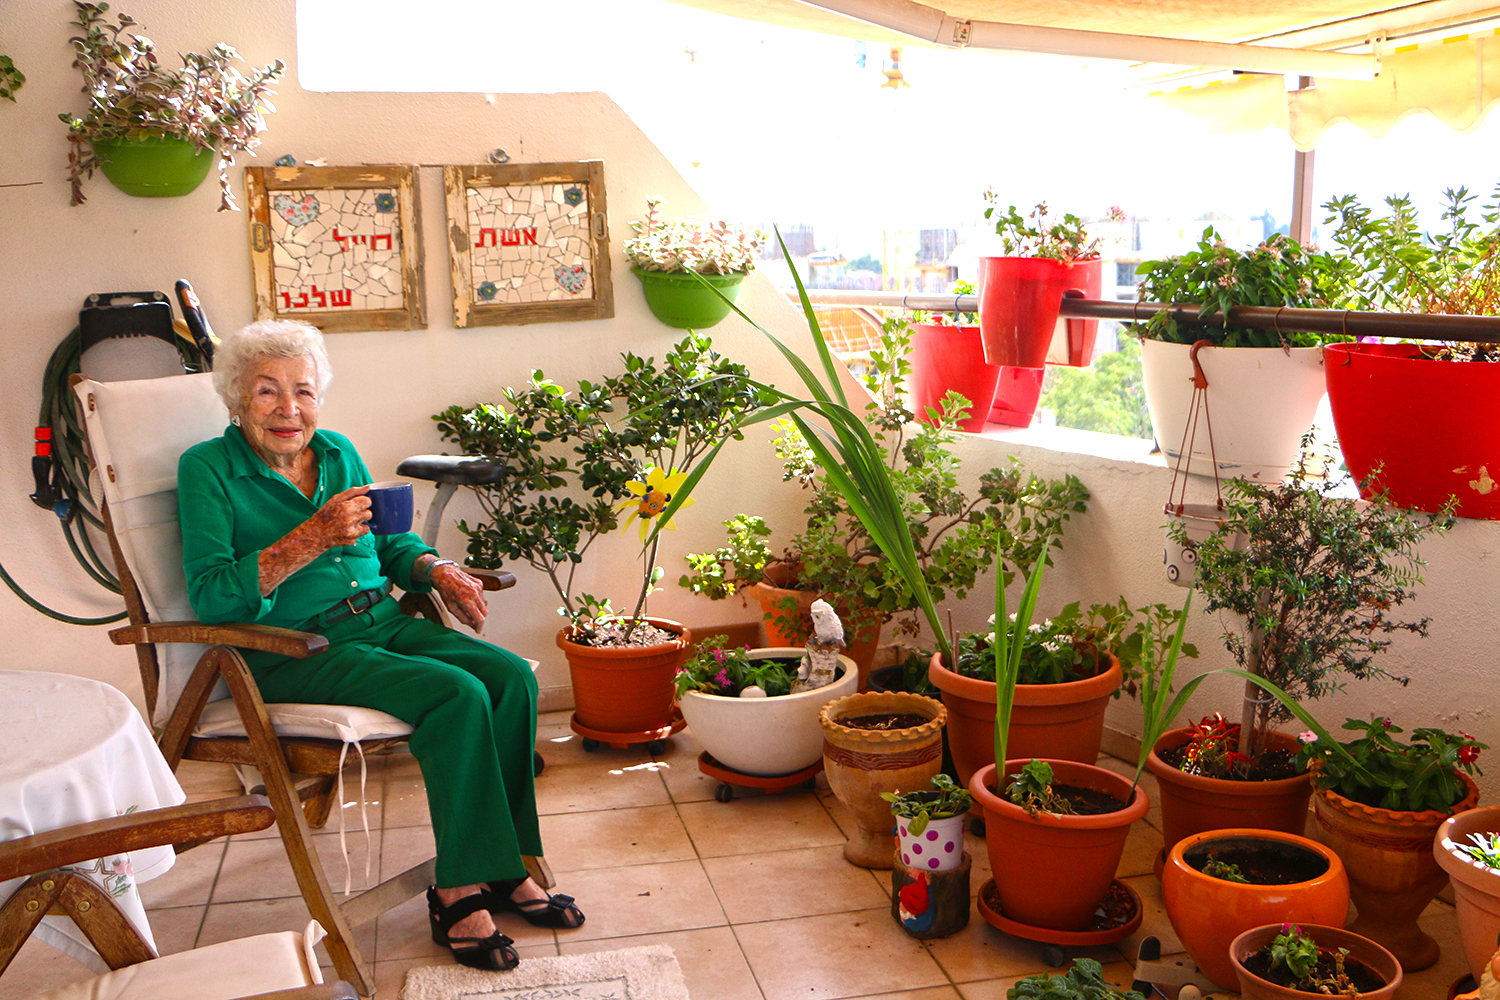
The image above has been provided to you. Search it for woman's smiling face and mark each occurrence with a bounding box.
[237,353,320,468]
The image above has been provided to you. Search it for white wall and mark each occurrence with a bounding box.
[3,0,1497,802]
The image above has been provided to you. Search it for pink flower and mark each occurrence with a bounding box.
[1298,731,1317,744]
[1382,717,1393,729]
[710,648,726,665]
[111,856,134,878]
[713,668,730,689]
[1460,744,1482,765]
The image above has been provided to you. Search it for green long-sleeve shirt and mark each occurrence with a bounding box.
[178,426,436,628]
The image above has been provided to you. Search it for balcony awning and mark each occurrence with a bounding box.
[665,0,1500,142]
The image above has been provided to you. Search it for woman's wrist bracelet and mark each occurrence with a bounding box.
[421,558,457,584]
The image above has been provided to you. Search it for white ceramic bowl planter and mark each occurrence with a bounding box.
[1141,339,1327,482]
[678,647,858,776]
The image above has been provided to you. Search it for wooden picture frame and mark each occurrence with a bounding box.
[443,160,613,328]
[245,164,426,332]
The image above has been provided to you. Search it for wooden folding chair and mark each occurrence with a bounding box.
[72,372,549,996]
[0,793,356,1000]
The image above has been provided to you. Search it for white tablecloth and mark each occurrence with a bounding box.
[0,669,186,972]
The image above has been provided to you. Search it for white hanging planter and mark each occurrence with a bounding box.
[1163,504,1247,588]
[1141,339,1327,482]
[678,648,858,776]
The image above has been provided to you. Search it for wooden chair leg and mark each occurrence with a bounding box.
[215,648,375,998]
[0,872,155,977]
[298,775,339,829]
[523,855,555,891]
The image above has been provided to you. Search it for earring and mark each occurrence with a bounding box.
[231,414,242,426]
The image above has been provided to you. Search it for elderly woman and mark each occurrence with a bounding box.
[177,319,582,973]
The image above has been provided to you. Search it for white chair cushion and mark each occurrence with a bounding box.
[193,700,414,742]
[32,922,323,1000]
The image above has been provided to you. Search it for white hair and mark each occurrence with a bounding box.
[213,319,333,415]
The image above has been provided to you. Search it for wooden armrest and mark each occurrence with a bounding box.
[0,795,273,881]
[238,984,359,1000]
[109,621,329,658]
[471,569,516,592]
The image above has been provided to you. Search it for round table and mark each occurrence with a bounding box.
[0,669,186,971]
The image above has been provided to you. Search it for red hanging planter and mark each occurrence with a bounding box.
[909,324,1002,433]
[1326,342,1500,519]
[977,257,1071,368]
[1059,258,1104,367]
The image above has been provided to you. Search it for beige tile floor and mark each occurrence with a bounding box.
[0,714,1475,999]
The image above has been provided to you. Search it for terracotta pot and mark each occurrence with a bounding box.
[928,651,1122,788]
[1146,728,1314,859]
[1314,772,1480,971]
[556,617,690,737]
[819,692,946,869]
[1163,828,1350,990]
[1435,806,1500,983]
[1230,923,1403,999]
[744,562,882,690]
[968,758,1148,931]
[677,648,858,776]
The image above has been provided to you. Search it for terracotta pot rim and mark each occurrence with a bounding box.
[1147,728,1313,795]
[819,692,946,743]
[556,616,690,656]
[679,650,857,705]
[1435,807,1500,887]
[1229,922,1403,998]
[1315,771,1479,827]
[928,650,1123,705]
[1166,827,1346,893]
[970,759,1150,830]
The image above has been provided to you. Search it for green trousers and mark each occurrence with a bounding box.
[247,596,541,888]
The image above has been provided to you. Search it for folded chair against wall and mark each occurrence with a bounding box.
[0,793,356,1000]
[73,372,548,997]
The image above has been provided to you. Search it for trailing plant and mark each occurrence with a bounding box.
[881,774,972,834]
[59,2,284,210]
[1296,716,1485,812]
[1008,957,1146,1000]
[1200,853,1249,883]
[982,197,1119,263]
[1006,758,1075,818]
[434,332,773,639]
[1131,230,1348,347]
[623,196,766,274]
[0,55,24,101]
[1457,831,1500,871]
[1177,444,1454,762]
[1324,184,1500,319]
[681,315,1088,643]
[673,636,799,698]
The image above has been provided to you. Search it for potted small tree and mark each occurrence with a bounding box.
[434,333,773,749]
[1132,231,1348,481]
[1149,455,1455,859]
[679,316,1089,688]
[59,2,284,209]
[977,198,1110,368]
[1323,185,1500,519]
[1298,717,1485,971]
[623,196,766,329]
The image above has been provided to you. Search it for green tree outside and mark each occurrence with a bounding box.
[1038,336,1153,440]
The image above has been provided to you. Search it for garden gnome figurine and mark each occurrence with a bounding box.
[791,599,845,693]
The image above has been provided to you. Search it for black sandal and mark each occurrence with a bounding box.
[427,886,519,971]
[483,877,586,929]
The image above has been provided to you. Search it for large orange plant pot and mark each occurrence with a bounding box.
[928,651,1121,788]
[1146,728,1314,859]
[744,562,881,690]
[1163,828,1350,990]
[1230,923,1402,999]
[557,617,690,738]
[1314,772,1479,971]
[969,758,1147,931]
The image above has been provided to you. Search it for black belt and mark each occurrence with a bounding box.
[303,588,386,631]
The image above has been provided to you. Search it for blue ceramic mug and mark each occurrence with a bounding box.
[366,481,414,535]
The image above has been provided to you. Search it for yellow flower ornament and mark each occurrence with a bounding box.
[617,466,694,541]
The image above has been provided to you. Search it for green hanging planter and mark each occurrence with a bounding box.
[632,266,747,329]
[90,135,216,198]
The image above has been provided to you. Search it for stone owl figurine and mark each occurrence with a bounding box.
[791,599,846,694]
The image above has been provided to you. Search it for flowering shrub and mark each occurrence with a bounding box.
[1296,716,1486,812]
[673,635,800,698]
[624,197,766,275]
[1132,230,1349,347]
[981,197,1114,263]
[59,2,284,210]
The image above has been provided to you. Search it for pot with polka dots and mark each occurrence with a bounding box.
[896,813,966,873]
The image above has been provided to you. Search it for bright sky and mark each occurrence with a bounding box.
[298,0,1500,254]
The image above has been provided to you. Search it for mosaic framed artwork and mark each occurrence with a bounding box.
[245,164,426,332]
[443,160,613,328]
